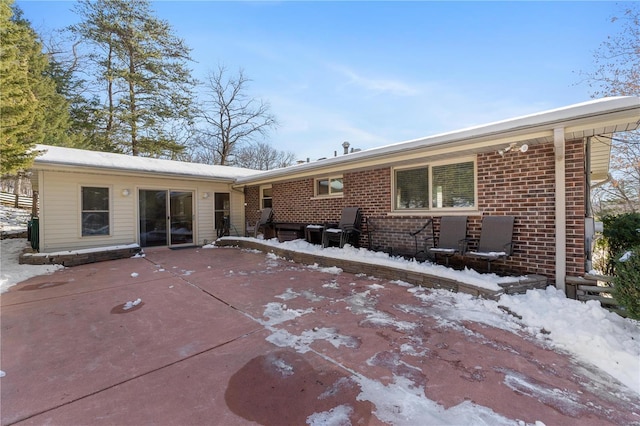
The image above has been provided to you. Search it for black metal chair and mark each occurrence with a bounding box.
[410,219,435,261]
[466,216,515,272]
[254,208,274,238]
[428,216,468,266]
[322,207,362,248]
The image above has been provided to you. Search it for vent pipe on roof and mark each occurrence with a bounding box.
[342,141,350,155]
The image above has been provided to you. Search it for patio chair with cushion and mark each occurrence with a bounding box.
[466,215,515,272]
[254,208,274,238]
[322,207,363,248]
[428,216,468,266]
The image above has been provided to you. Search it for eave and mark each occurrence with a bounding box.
[234,96,640,187]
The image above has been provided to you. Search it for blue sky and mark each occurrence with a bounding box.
[18,1,628,161]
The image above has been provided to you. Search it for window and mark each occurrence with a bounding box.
[315,176,343,197]
[81,186,110,236]
[395,166,429,209]
[394,159,476,211]
[260,185,273,209]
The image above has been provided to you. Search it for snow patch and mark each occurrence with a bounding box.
[306,404,354,426]
[123,298,142,310]
[259,302,313,326]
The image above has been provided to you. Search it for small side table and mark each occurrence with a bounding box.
[305,224,325,245]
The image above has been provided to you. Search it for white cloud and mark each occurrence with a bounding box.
[327,63,421,97]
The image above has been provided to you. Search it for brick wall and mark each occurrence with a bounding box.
[245,139,587,283]
[565,140,586,276]
[245,186,261,225]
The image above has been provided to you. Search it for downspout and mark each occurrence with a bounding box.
[554,128,566,292]
[584,137,591,218]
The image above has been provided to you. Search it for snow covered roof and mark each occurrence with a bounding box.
[30,97,640,184]
[236,96,640,184]
[33,145,265,181]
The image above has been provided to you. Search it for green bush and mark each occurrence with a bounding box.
[613,246,640,320]
[600,213,640,275]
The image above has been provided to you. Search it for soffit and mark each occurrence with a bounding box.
[590,135,613,183]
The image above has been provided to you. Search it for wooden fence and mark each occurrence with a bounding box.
[0,192,33,210]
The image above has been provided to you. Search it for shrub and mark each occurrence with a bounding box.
[613,246,640,320]
[600,213,640,275]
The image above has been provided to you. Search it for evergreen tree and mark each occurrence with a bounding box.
[70,0,197,157]
[0,0,71,174]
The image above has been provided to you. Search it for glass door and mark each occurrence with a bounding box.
[169,191,193,245]
[214,193,230,237]
[139,190,167,247]
[139,190,194,247]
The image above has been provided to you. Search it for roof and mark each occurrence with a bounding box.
[33,145,265,181]
[235,96,640,185]
[31,97,640,185]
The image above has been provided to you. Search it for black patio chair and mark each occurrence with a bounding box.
[410,219,435,261]
[254,208,274,238]
[466,215,515,272]
[322,207,362,248]
[428,216,468,266]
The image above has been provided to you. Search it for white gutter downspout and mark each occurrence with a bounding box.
[554,127,566,292]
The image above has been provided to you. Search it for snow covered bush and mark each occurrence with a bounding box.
[613,246,640,320]
[598,213,640,275]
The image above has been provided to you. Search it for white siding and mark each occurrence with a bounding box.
[38,169,240,252]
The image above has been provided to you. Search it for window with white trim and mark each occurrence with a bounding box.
[394,159,476,211]
[260,185,273,209]
[81,186,110,236]
[315,176,343,197]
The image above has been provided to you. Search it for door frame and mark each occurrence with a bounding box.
[138,188,196,247]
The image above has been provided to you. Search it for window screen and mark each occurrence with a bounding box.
[431,161,475,208]
[81,186,109,236]
[395,167,429,209]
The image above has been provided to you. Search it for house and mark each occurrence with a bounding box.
[27,96,640,291]
[28,146,263,256]
[232,96,640,290]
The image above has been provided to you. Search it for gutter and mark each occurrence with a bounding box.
[236,97,640,185]
[32,162,241,183]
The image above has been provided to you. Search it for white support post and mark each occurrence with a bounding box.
[554,128,566,292]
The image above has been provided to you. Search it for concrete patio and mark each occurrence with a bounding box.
[1,246,638,425]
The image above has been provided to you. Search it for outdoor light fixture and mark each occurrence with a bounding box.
[202,192,210,199]
[121,189,131,197]
[498,143,529,157]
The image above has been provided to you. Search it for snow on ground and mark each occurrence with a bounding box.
[0,205,30,236]
[2,204,639,424]
[1,205,65,293]
[209,237,640,397]
[1,238,63,293]
[219,236,523,291]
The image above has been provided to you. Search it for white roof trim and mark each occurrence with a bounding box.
[236,96,640,184]
[31,97,640,184]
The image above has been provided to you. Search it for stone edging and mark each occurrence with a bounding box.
[215,238,548,300]
[20,245,142,267]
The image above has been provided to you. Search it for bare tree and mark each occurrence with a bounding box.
[197,65,278,165]
[234,141,295,170]
[582,4,640,214]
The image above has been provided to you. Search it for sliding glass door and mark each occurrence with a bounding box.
[139,190,193,247]
[169,191,193,245]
